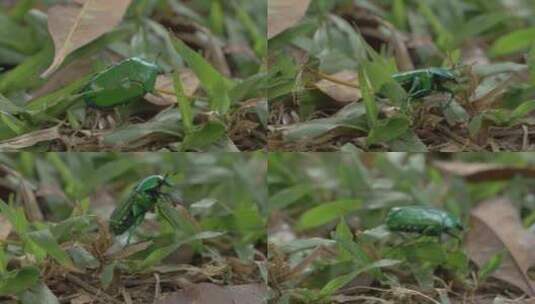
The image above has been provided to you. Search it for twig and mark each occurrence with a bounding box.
[65,273,122,304]
[121,288,133,304]
[286,245,337,280]
[392,287,442,304]
[308,68,360,88]
[332,294,392,303]
[435,125,484,151]
[491,126,535,136]
[522,124,529,150]
[153,273,161,304]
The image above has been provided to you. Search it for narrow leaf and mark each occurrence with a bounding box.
[27,229,75,270]
[0,267,40,296]
[173,71,193,133]
[172,37,234,113]
[296,199,362,230]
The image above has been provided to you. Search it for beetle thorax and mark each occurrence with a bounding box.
[135,175,166,193]
[429,68,456,82]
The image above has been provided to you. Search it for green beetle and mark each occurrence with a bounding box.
[386,206,463,238]
[391,67,458,104]
[109,174,171,236]
[83,57,160,109]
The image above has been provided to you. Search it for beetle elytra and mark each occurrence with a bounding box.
[109,174,171,236]
[386,206,463,238]
[83,57,160,109]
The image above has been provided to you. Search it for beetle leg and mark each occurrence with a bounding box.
[125,219,142,245]
[157,192,170,205]
[445,91,454,109]
[436,89,454,112]
[132,203,143,217]
[125,224,137,245]
[125,230,133,245]
[421,225,439,238]
[91,110,101,130]
[411,89,431,99]
[401,232,410,240]
[407,77,420,95]
[405,77,421,107]
[445,230,461,240]
[159,192,180,206]
[125,213,146,245]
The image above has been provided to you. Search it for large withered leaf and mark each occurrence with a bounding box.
[465,198,535,296]
[41,0,131,77]
[155,283,267,304]
[268,0,311,39]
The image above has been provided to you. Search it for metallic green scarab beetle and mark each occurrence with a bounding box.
[391,67,458,103]
[386,206,463,238]
[109,174,171,236]
[83,57,160,108]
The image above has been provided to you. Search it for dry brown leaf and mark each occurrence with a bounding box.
[435,141,465,152]
[268,0,311,39]
[144,70,200,106]
[389,30,414,71]
[0,215,12,241]
[0,164,43,221]
[106,241,152,260]
[42,0,132,77]
[433,161,535,182]
[70,294,93,304]
[0,126,61,151]
[19,177,43,221]
[314,70,361,104]
[465,198,535,296]
[155,283,267,304]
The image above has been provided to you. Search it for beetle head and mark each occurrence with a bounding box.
[161,173,173,187]
[445,214,464,232]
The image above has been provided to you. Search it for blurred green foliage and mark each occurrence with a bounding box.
[269,0,535,150]
[0,152,267,300]
[268,152,535,301]
[0,0,267,150]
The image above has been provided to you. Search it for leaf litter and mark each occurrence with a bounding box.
[267,0,535,151]
[0,0,266,151]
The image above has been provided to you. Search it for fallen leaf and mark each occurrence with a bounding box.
[19,176,43,222]
[155,283,268,304]
[268,0,311,39]
[465,198,535,296]
[0,126,61,151]
[389,28,414,71]
[102,108,182,148]
[277,102,368,143]
[0,164,43,221]
[0,215,12,241]
[433,161,535,182]
[42,0,132,77]
[106,241,152,260]
[314,70,361,104]
[71,294,93,304]
[144,70,200,106]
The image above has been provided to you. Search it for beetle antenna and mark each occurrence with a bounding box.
[159,192,181,206]
[153,51,164,72]
[161,172,173,187]
[155,51,163,63]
